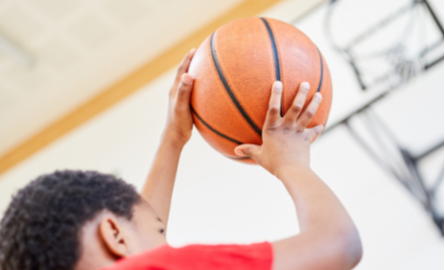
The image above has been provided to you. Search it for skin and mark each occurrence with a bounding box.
[235,82,363,270]
[75,50,363,270]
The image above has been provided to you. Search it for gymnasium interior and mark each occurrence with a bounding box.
[0,0,443,269]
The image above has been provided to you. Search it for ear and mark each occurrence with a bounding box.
[99,216,130,258]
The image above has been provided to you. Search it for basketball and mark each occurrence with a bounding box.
[189,17,332,164]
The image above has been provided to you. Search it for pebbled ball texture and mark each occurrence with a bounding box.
[189,17,332,164]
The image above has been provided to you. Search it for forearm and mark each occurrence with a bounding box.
[279,165,354,234]
[275,165,362,269]
[236,82,362,269]
[141,50,195,229]
[141,132,185,227]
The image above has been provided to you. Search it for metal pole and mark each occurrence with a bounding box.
[421,0,444,35]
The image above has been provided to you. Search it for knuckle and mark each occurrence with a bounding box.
[178,84,191,95]
[291,103,302,113]
[265,127,276,133]
[306,110,314,118]
[268,106,279,115]
[300,87,309,95]
[313,93,322,102]
[178,86,187,94]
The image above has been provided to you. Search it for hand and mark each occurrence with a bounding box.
[234,81,324,177]
[163,49,196,145]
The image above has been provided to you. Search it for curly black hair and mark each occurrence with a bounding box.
[0,170,141,270]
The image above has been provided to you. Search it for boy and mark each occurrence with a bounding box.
[0,50,362,270]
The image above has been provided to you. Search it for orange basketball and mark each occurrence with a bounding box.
[189,17,332,164]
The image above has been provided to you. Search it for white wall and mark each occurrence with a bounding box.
[0,0,443,269]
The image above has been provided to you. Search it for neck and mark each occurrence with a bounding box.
[76,258,115,270]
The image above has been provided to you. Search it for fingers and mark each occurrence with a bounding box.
[296,92,322,132]
[234,144,261,159]
[175,49,196,83]
[307,125,325,143]
[170,49,196,97]
[282,82,310,125]
[264,81,283,128]
[174,73,194,113]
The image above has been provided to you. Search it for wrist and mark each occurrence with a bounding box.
[161,129,188,149]
[275,162,311,182]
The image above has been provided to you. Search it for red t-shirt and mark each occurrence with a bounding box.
[103,242,273,270]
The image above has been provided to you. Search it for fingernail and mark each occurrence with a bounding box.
[301,82,310,92]
[189,48,196,54]
[182,74,193,85]
[314,92,322,100]
[274,81,283,92]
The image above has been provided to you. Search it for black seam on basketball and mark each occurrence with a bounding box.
[191,105,242,145]
[260,18,281,81]
[316,48,324,92]
[210,32,262,136]
[260,17,283,116]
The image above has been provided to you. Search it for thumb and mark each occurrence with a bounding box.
[234,144,261,159]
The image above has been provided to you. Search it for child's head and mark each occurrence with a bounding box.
[0,170,166,270]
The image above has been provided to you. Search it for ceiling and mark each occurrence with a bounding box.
[0,0,245,156]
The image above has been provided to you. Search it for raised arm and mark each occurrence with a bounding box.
[141,49,196,229]
[235,82,362,270]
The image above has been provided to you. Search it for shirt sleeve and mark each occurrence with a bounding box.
[105,242,273,270]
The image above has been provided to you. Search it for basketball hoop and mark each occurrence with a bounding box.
[317,0,444,235]
[325,0,443,91]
